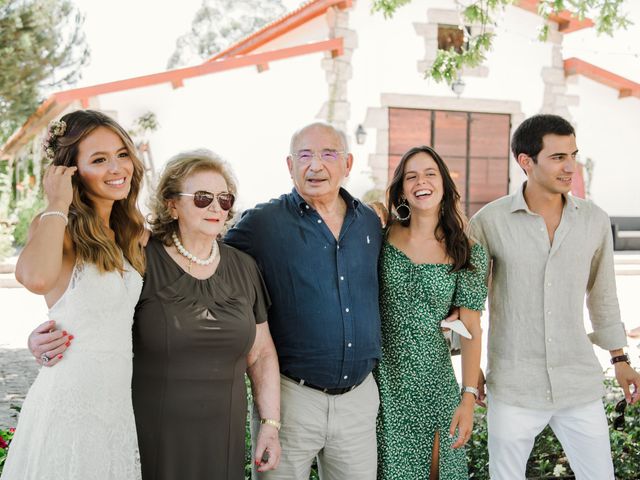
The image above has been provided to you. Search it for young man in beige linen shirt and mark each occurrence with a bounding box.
[469,114,640,480]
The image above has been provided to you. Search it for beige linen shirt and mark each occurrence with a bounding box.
[469,183,627,409]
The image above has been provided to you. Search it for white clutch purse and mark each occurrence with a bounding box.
[441,319,472,356]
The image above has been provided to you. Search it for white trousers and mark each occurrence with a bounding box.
[487,393,614,480]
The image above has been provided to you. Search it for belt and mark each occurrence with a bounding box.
[283,373,363,395]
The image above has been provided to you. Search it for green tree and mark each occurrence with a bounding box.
[372,0,631,84]
[167,0,286,68]
[0,0,89,144]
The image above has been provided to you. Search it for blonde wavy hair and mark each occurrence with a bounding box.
[148,149,238,245]
[49,109,146,275]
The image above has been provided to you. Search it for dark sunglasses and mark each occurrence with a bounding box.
[613,399,627,431]
[178,191,235,211]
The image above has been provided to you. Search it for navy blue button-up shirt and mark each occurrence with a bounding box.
[225,188,382,389]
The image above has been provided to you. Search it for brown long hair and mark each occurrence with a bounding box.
[49,109,145,275]
[386,145,472,273]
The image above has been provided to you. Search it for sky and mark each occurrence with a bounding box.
[70,0,640,90]
[72,0,305,87]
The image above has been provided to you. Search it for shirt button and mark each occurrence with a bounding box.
[547,338,552,342]
[547,282,551,287]
[305,205,310,209]
[547,311,552,316]
[343,375,348,380]
[547,390,551,394]
[540,227,545,232]
[345,308,350,313]
[337,245,340,249]
[340,276,344,281]
[347,343,352,347]
[549,366,553,371]
[317,219,322,224]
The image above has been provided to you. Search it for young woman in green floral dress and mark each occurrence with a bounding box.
[374,145,488,479]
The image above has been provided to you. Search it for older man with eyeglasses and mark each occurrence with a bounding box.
[225,122,383,480]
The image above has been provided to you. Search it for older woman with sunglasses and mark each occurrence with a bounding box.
[132,150,281,479]
[27,149,281,479]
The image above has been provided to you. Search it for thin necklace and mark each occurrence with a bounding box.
[171,231,219,272]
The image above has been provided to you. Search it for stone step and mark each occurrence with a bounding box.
[614,253,640,265]
[615,263,640,276]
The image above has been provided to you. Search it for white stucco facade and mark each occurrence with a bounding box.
[4,0,639,216]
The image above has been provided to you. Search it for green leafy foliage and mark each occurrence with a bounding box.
[0,0,89,145]
[371,0,629,85]
[12,189,44,246]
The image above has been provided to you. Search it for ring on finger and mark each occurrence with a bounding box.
[41,353,51,364]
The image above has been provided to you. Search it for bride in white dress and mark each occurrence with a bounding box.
[1,110,146,479]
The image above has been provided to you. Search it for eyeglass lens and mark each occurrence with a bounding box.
[193,191,235,211]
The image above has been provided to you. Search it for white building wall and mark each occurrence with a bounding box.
[38,0,637,217]
[95,48,329,212]
[347,0,552,194]
[567,75,640,216]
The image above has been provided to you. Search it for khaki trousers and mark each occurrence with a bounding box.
[254,373,379,480]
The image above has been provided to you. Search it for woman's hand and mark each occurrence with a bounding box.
[254,423,281,472]
[449,394,475,449]
[28,320,73,367]
[43,165,77,211]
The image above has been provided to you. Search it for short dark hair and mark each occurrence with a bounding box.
[511,114,575,163]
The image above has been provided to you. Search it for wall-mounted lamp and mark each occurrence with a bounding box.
[355,124,367,145]
[451,78,465,97]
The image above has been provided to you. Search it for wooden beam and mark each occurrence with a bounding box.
[564,57,640,99]
[207,0,350,61]
[54,38,344,104]
[516,0,593,33]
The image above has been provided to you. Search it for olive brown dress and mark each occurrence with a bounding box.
[132,237,270,480]
[374,241,488,479]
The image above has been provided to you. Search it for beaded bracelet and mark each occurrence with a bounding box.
[39,211,68,226]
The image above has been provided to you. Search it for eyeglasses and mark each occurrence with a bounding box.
[292,149,345,163]
[613,399,627,431]
[178,191,235,211]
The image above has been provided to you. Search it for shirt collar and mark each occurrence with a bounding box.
[291,187,360,215]
[510,181,580,214]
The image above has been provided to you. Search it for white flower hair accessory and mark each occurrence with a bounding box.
[42,120,67,161]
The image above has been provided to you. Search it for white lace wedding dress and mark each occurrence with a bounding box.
[1,261,143,480]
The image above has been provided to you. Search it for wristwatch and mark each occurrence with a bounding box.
[461,386,479,399]
[610,354,631,365]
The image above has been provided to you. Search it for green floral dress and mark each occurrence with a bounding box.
[374,241,488,479]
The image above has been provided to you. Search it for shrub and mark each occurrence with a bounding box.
[0,427,16,470]
[12,191,44,246]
